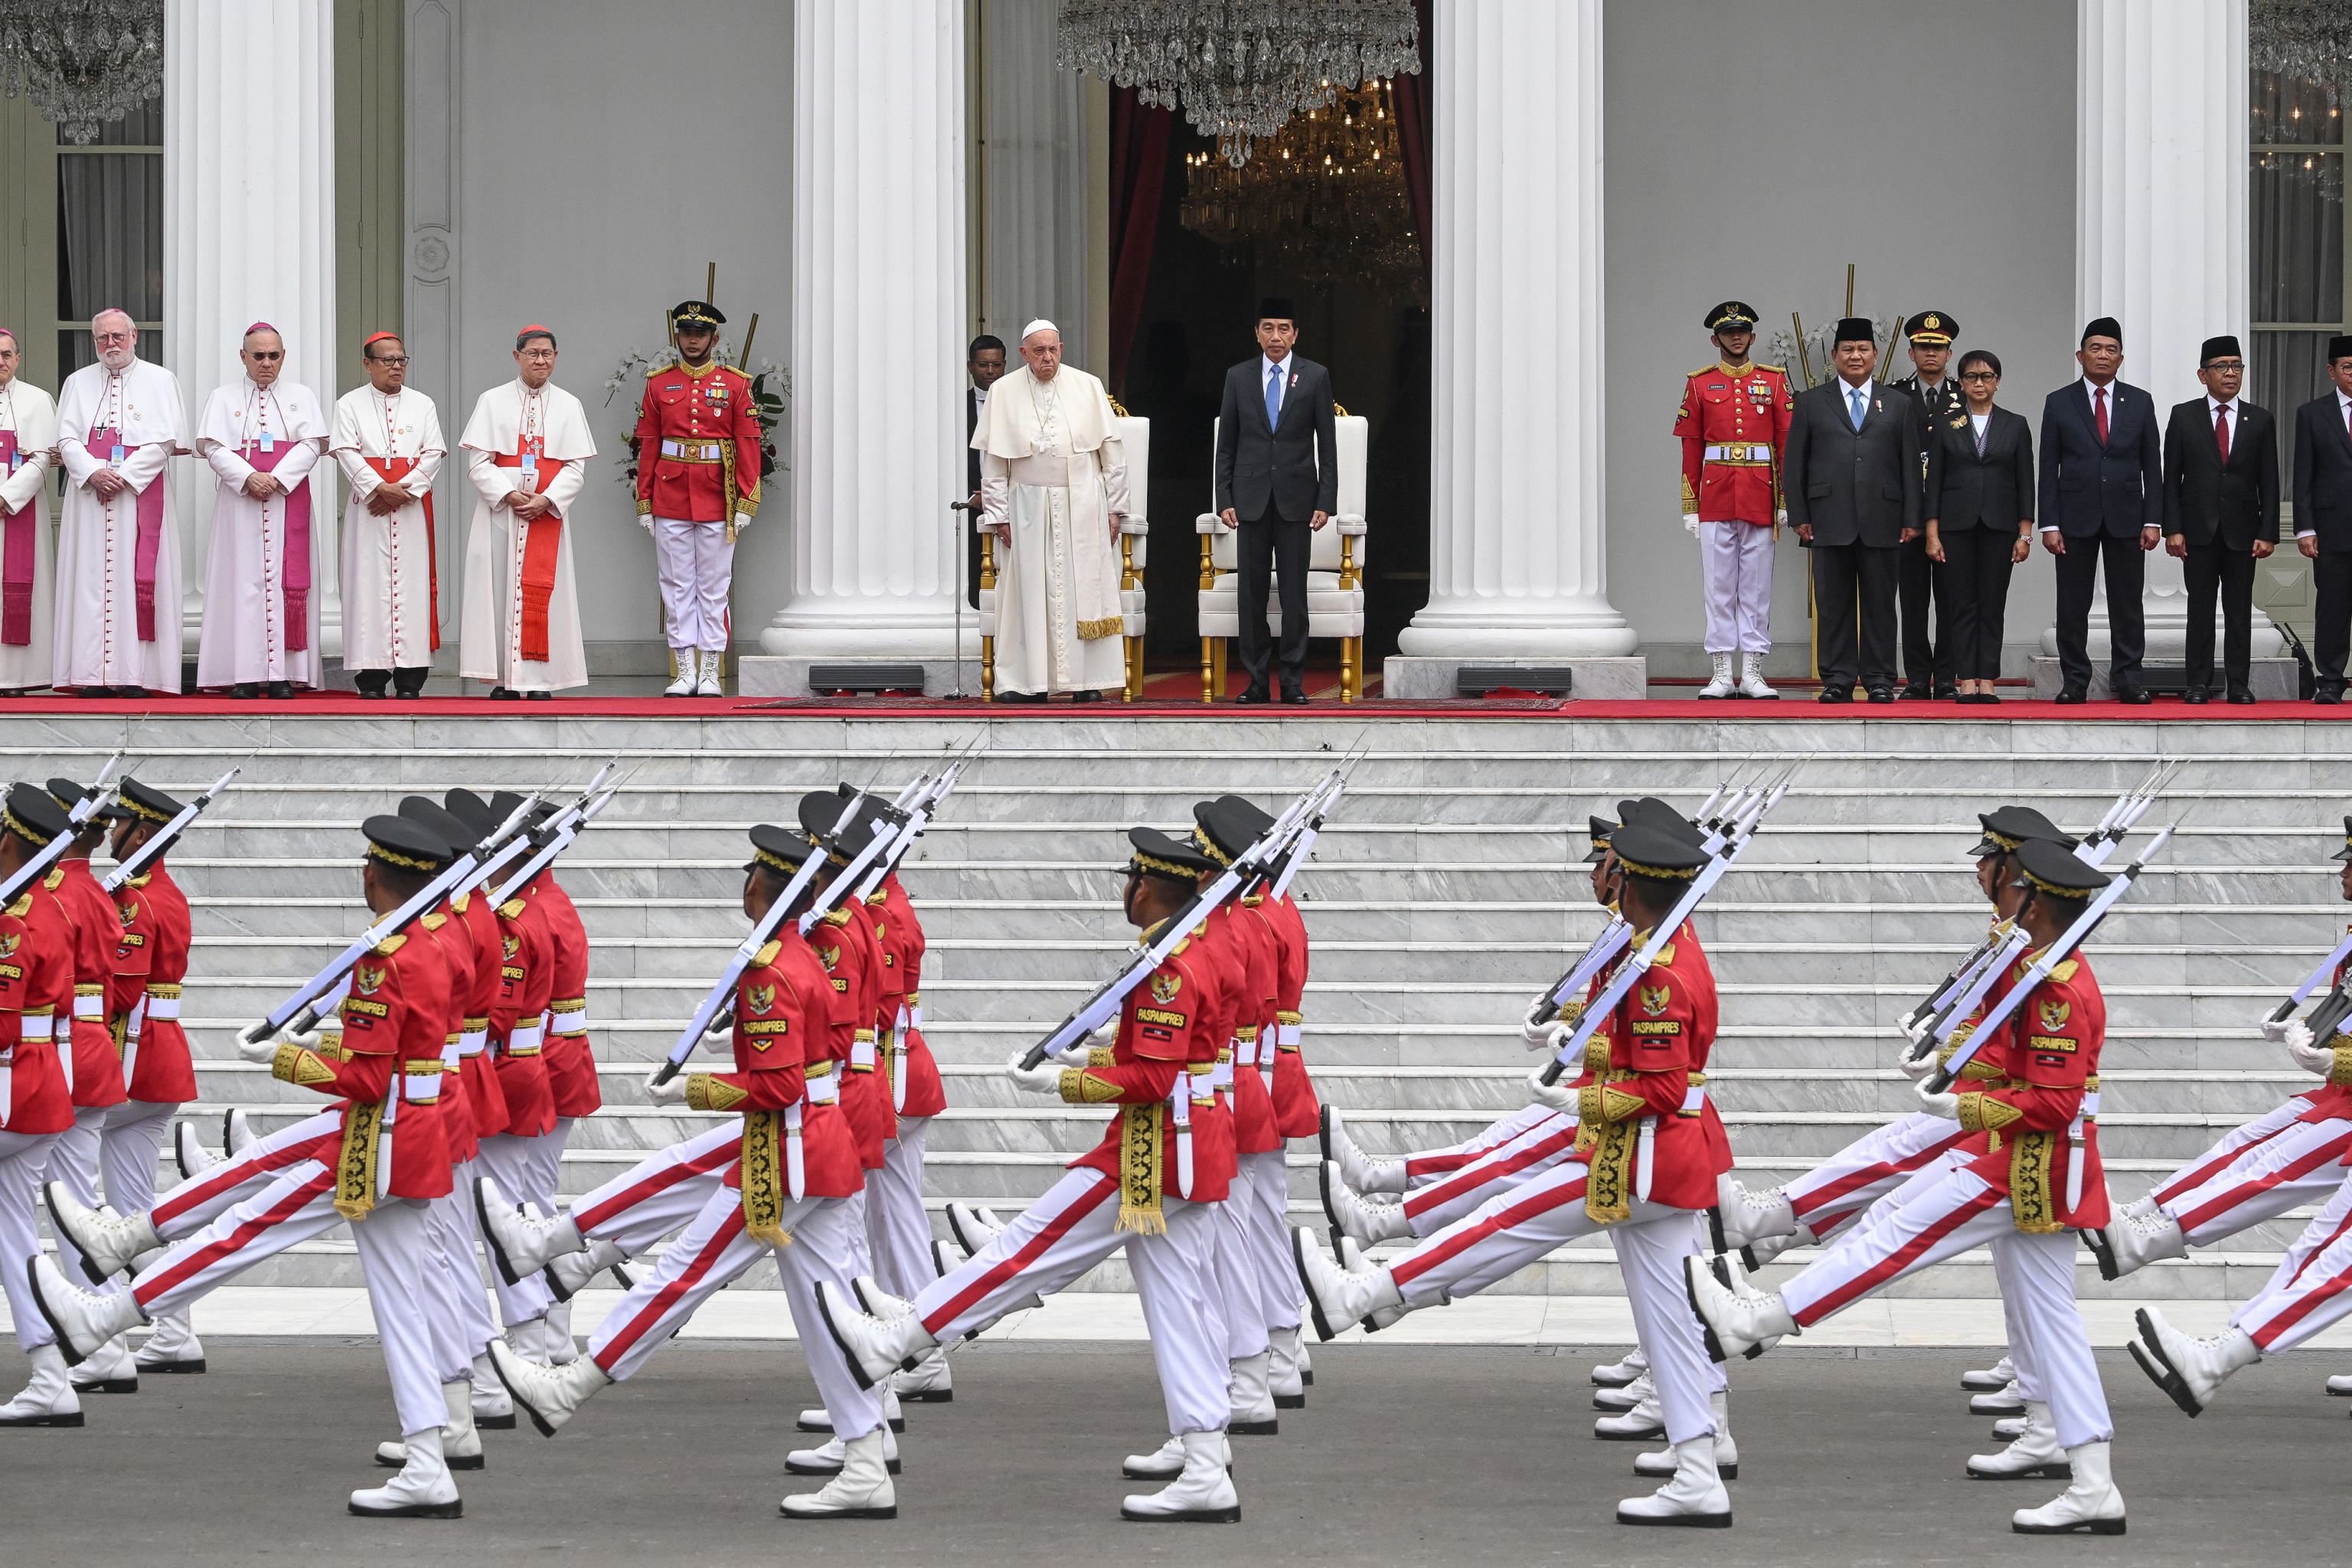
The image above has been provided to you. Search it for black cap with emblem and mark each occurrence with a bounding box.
[443,788,496,837]
[1971,805,2073,860]
[115,778,184,828]
[1904,310,1957,346]
[1585,814,1618,864]
[46,777,124,825]
[2012,836,2110,903]
[671,300,726,332]
[1704,301,1759,333]
[362,813,455,875]
[2332,815,2352,863]
[1129,825,1217,886]
[3,782,70,848]
[1617,797,1705,847]
[800,788,891,867]
[1191,798,1263,867]
[399,795,482,857]
[748,822,815,879]
[1609,822,1709,887]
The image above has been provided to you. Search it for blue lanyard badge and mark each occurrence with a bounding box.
[110,444,127,464]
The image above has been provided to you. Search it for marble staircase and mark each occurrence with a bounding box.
[13,710,2346,1302]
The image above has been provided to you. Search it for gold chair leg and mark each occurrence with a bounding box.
[1213,640,1228,702]
[1125,635,1141,703]
[1200,636,1213,704]
[982,635,995,703]
[1344,635,1361,704]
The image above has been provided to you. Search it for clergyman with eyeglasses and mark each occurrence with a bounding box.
[330,331,449,698]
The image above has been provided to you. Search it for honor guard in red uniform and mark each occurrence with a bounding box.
[635,299,761,696]
[38,815,466,1517]
[1674,301,1793,698]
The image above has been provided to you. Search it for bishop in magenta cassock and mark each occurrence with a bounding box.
[193,323,328,696]
[54,309,186,696]
[0,328,59,693]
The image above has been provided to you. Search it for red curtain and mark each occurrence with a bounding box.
[1393,0,1433,289]
[1106,90,1172,395]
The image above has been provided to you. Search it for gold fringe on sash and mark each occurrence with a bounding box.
[740,1109,794,1246]
[1116,1102,1168,1235]
[1584,1116,1638,1226]
[2007,1131,2063,1233]
[333,1099,387,1221]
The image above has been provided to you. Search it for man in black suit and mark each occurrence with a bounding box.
[2037,316,2164,704]
[2162,334,2278,704]
[1781,316,1922,701]
[1889,310,1964,700]
[1214,296,1338,704]
[963,334,1005,608]
[2291,334,2352,702]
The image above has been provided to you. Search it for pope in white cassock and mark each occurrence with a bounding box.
[54,309,186,696]
[0,329,58,692]
[459,325,594,697]
[193,323,328,696]
[972,320,1127,702]
[332,331,446,698]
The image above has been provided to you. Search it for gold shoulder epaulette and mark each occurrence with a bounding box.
[2048,957,2080,984]
[420,912,448,932]
[754,937,783,967]
[41,867,64,891]
[451,890,470,913]
[1651,940,1677,966]
[1687,362,1719,378]
[498,897,526,919]
[1753,362,1787,374]
[822,906,854,927]
[372,933,409,957]
[865,886,889,904]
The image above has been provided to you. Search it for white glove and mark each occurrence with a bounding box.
[638,512,654,534]
[704,1008,735,1039]
[732,511,753,534]
[1913,1076,1962,1120]
[1526,1066,1578,1113]
[235,1031,281,1064]
[1051,1044,1094,1067]
[643,1068,691,1106]
[1896,1046,1936,1081]
[2283,1020,2337,1076]
[2260,1014,2295,1044]
[1682,513,1700,537]
[1520,996,1567,1054]
[1005,1054,1064,1096]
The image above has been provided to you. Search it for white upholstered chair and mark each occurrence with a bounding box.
[1194,413,1368,703]
[977,413,1149,702]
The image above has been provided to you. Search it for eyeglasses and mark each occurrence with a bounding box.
[2203,361,2246,372]
[1958,371,1999,381]
[247,351,283,361]
[368,354,410,367]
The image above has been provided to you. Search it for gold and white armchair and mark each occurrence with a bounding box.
[1194,413,1368,703]
[977,412,1149,702]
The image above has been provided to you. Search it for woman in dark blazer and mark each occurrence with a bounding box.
[1924,349,2037,702]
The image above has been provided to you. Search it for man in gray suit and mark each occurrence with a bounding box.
[1782,317,1924,701]
[1215,297,1338,704]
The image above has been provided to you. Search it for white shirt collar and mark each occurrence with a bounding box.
[2208,394,2237,416]
[2083,377,2115,401]
[1263,354,1291,381]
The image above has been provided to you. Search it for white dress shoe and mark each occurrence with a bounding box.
[1635,1391,1736,1479]
[1120,1430,1240,1522]
[1968,1380,2025,1416]
[1592,1347,1649,1388]
[1123,1430,1233,1479]
[1713,1176,1797,1250]
[223,1106,256,1154]
[893,1347,953,1403]
[173,1120,220,1179]
[1682,1254,1797,1361]
[1967,1400,2069,1480]
[475,1174,583,1283]
[800,1386,905,1434]
[378,1380,486,1472]
[1736,653,1779,699]
[351,1426,462,1517]
[1268,1324,1308,1408]
[545,1236,627,1302]
[1697,651,1736,700]
[2011,1441,2124,1535]
[2128,1308,2258,1416]
[0,1345,83,1426]
[1321,1106,1406,1196]
[817,1279,936,1390]
[1960,1354,2015,1391]
[1595,1394,1664,1441]
[1227,1350,1277,1435]
[787,1423,901,1475]
[1594,1371,1653,1412]
[28,1255,146,1361]
[1295,1227,1403,1340]
[694,651,724,697]
[780,1427,897,1518]
[1321,1160,1412,1246]
[67,1334,138,1393]
[486,1338,612,1435]
[44,1183,159,1282]
[663,649,696,697]
[1617,1436,1732,1527]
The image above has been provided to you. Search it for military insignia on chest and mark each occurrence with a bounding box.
[0,931,18,959]
[354,962,387,998]
[817,945,841,973]
[746,982,776,1017]
[1638,983,1670,1018]
[2038,998,2070,1031]
[1150,971,1183,1003]
[118,902,138,929]
[501,933,521,962]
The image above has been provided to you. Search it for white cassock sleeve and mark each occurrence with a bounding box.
[980,451,1010,529]
[331,399,381,498]
[468,446,514,511]
[1099,435,1129,519]
[0,449,47,514]
[541,457,586,520]
[203,436,257,488]
[119,439,172,492]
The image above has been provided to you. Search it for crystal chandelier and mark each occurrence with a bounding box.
[1181,78,1422,302]
[2253,0,2352,83]
[1059,0,1419,167]
[0,0,163,145]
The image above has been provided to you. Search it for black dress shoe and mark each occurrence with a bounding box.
[1069,689,1103,704]
[1972,691,2001,705]
[995,690,1045,704]
[488,685,518,700]
[1934,682,1959,701]
[2117,687,2153,705]
[116,686,149,699]
[1866,686,1896,704]
[266,681,295,700]
[356,688,386,700]
[230,682,259,700]
[1899,682,1932,701]
[2318,688,2344,706]
[2183,688,2208,705]
[1818,686,1853,704]
[1234,688,1270,706]
[1282,691,1310,706]
[2055,687,2088,705]
[2228,689,2256,705]
[525,691,552,701]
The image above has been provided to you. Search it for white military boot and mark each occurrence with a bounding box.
[663,648,696,697]
[546,1236,630,1301]
[695,649,724,697]
[1321,1161,1412,1245]
[1635,1392,1737,1479]
[1961,1353,2015,1392]
[475,1174,583,1282]
[945,1199,1006,1253]
[487,1338,612,1434]
[2128,1310,2259,1416]
[1595,1393,1664,1441]
[1683,1255,1798,1361]
[1699,652,1736,699]
[1321,1106,1406,1196]
[1617,1437,1732,1527]
[786,1423,901,1475]
[67,1334,138,1394]
[173,1119,220,1178]
[1713,1175,1797,1252]
[222,1106,256,1153]
[1989,1410,2031,1442]
[44,1182,160,1282]
[0,1345,83,1427]
[134,1307,204,1374]
[1268,1324,1308,1408]
[469,1352,516,1428]
[1737,652,1779,699]
[2011,1442,2124,1535]
[799,1385,905,1435]
[2328,1371,2352,1396]
[1227,1351,1278,1436]
[780,1427,897,1519]
[1594,1370,1653,1412]
[893,1347,953,1403]
[1295,1227,1403,1339]
[1968,1379,2025,1416]
[817,1280,938,1389]
[1592,1346,1649,1388]
[1968,1400,2069,1480]
[28,1255,145,1361]
[1123,1429,1233,1480]
[378,1380,486,1472]
[2089,1206,2186,1281]
[542,1298,579,1365]
[350,1426,462,1518]
[1120,1430,1240,1522]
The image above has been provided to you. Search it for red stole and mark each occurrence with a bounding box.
[87,425,168,643]
[0,431,31,647]
[241,436,315,653]
[491,446,563,662]
[363,456,440,653]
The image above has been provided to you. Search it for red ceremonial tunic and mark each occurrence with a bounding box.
[0,890,77,1135]
[45,862,126,1109]
[694,929,861,1200]
[632,361,762,523]
[867,875,946,1119]
[530,874,600,1118]
[110,863,197,1103]
[487,893,555,1138]
[1956,949,2109,1232]
[1184,909,1242,1197]
[288,928,453,1203]
[1227,898,1282,1156]
[812,903,891,1171]
[416,904,479,1165]
[1064,921,1229,1207]
[449,890,508,1145]
[1259,890,1320,1138]
[1673,360,1795,526]
[1570,924,1718,1214]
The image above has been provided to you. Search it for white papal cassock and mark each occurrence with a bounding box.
[972,364,1127,697]
[0,376,59,691]
[330,384,446,675]
[194,376,328,689]
[458,378,593,694]
[54,358,186,692]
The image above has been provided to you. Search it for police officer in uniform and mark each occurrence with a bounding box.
[1674,302,1794,698]
[1890,311,1963,699]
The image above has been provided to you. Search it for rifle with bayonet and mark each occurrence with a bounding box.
[0,752,123,906]
[102,764,244,892]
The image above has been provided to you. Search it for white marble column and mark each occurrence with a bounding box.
[2054,0,2279,672]
[757,0,967,662]
[165,0,340,657]
[980,0,1092,369]
[1393,0,1635,668]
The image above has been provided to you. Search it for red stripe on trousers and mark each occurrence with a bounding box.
[2176,1134,2351,1236]
[153,1132,339,1227]
[1792,1182,2002,1326]
[594,1204,749,1371]
[573,1135,743,1232]
[2249,1249,2352,1349]
[136,1167,335,1305]
[2282,1204,2352,1290]
[923,1176,1115,1338]
[1391,1173,1589,1289]
[1787,1128,1971,1224]
[1403,1149,1478,1180]
[1406,1127,1573,1220]
[2154,1115,2305,1205]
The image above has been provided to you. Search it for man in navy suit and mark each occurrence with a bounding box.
[1215,297,1338,704]
[2290,334,2352,702]
[2038,317,2164,703]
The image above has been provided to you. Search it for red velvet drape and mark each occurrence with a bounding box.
[1106,92,1173,396]
[1393,0,1433,288]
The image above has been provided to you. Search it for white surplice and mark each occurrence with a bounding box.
[972,364,1127,697]
[330,384,446,672]
[458,378,594,692]
[54,358,186,692]
[0,378,60,691]
[194,375,328,688]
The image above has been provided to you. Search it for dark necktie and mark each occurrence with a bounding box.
[2215,405,2230,463]
[2094,386,2109,445]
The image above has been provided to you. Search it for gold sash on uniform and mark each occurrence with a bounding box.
[2007,1130,2063,1233]
[1584,1116,1638,1226]
[334,1098,387,1221]
[740,1109,794,1246]
[1116,1102,1167,1235]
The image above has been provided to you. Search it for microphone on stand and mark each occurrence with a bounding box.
[946,500,973,701]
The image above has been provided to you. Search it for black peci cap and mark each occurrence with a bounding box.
[2200,335,2242,364]
[3,782,70,848]
[1834,317,1876,346]
[2081,316,2122,347]
[1128,825,1217,885]
[2330,335,2352,366]
[362,814,455,874]
[1256,296,1296,325]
